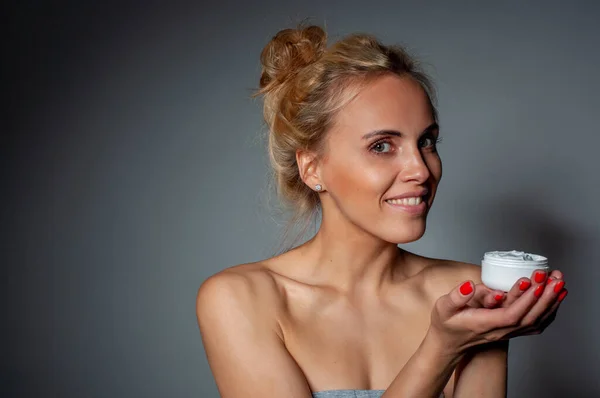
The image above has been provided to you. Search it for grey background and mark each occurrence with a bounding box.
[4,1,600,397]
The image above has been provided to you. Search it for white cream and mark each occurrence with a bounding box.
[481,250,549,291]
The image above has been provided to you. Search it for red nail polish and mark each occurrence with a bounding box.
[534,271,546,284]
[546,277,553,285]
[494,294,503,301]
[558,289,568,302]
[460,281,473,295]
[534,285,544,298]
[519,280,531,291]
[554,281,565,294]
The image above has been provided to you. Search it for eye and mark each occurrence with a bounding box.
[371,140,393,154]
[419,135,441,149]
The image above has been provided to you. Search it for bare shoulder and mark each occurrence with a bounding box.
[432,259,483,284]
[196,262,283,333]
[413,254,483,298]
[195,263,312,397]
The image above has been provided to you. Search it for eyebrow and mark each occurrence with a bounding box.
[361,122,439,140]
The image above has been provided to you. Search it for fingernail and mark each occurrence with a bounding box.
[558,289,568,302]
[519,280,531,291]
[554,281,565,294]
[534,285,544,298]
[460,281,473,295]
[534,271,546,284]
[546,277,554,285]
[494,294,503,301]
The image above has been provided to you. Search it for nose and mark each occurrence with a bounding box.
[400,146,430,183]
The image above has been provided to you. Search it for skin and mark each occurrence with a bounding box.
[196,74,568,397]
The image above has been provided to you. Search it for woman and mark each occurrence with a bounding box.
[196,25,568,398]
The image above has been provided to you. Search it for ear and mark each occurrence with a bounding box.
[296,149,324,192]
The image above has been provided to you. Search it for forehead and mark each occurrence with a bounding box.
[331,74,434,137]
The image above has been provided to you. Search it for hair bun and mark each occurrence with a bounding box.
[259,25,327,90]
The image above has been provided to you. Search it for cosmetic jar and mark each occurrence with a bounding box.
[481,250,549,292]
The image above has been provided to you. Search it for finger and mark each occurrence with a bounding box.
[558,288,568,302]
[438,280,475,318]
[481,290,506,308]
[502,277,533,307]
[518,278,565,327]
[468,284,504,308]
[546,270,564,286]
[510,281,567,336]
[456,282,542,339]
[543,287,568,320]
[548,269,563,281]
[534,294,561,330]
[494,285,568,339]
[491,283,544,330]
[540,292,562,322]
[530,268,549,286]
[506,310,557,337]
[510,293,565,337]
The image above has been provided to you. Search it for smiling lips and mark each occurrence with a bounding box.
[384,189,429,214]
[385,196,423,206]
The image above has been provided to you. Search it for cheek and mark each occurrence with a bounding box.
[325,156,393,200]
[427,154,443,180]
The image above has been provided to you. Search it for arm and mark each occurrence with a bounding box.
[452,340,508,398]
[451,267,565,397]
[450,264,509,398]
[196,271,313,398]
[382,329,463,398]
[381,274,510,398]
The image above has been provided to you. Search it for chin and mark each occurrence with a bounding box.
[381,219,427,244]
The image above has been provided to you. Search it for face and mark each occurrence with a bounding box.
[318,74,442,244]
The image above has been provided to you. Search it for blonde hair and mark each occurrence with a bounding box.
[255,24,437,250]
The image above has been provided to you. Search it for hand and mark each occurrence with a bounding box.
[499,269,567,338]
[428,270,568,355]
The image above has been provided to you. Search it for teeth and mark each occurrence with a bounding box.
[386,197,423,206]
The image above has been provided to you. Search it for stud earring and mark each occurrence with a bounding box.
[315,184,322,192]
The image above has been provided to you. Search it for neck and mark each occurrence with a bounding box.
[297,207,410,295]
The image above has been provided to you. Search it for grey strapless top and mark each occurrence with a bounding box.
[312,390,444,398]
[312,390,384,398]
